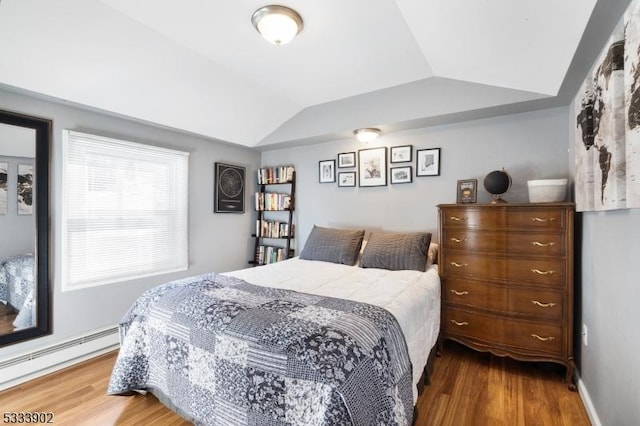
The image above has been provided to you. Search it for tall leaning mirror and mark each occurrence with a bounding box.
[0,109,51,347]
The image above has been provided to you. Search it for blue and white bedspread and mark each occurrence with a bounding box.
[108,272,413,425]
[0,254,35,329]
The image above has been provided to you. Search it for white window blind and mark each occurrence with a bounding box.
[61,130,189,291]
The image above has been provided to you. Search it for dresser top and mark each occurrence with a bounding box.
[438,202,575,208]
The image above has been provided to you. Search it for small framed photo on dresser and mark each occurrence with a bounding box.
[456,179,477,203]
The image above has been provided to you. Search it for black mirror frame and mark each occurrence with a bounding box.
[0,109,51,347]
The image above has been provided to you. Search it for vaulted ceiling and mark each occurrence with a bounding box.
[0,0,632,148]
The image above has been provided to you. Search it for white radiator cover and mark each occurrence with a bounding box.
[0,325,120,391]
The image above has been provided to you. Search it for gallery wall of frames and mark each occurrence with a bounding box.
[318,145,441,188]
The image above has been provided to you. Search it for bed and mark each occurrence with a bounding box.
[108,228,441,425]
[0,254,36,330]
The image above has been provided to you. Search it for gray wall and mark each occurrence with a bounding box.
[262,107,571,252]
[0,88,260,358]
[569,83,640,423]
[0,156,35,258]
[573,207,640,424]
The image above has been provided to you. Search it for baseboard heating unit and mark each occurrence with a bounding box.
[0,325,120,391]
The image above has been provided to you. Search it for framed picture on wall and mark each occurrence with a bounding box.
[390,166,412,184]
[214,162,245,213]
[338,171,356,187]
[390,145,412,163]
[319,159,336,183]
[358,146,387,187]
[0,162,7,214]
[456,179,478,203]
[17,164,33,215]
[337,152,356,168]
[416,148,441,177]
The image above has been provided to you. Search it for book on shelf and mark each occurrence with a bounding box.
[255,245,293,265]
[258,166,295,184]
[256,220,293,238]
[254,192,292,211]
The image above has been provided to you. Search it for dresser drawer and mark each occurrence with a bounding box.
[444,278,564,319]
[440,206,566,231]
[442,229,565,256]
[442,252,565,286]
[444,307,563,355]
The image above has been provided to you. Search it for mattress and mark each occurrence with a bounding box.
[225,257,441,402]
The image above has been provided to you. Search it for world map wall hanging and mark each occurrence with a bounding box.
[575,0,640,211]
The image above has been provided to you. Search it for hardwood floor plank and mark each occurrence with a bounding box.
[0,341,590,425]
[415,341,590,426]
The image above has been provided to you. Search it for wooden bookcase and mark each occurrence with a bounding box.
[249,166,295,266]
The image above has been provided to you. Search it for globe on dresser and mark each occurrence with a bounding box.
[484,169,511,203]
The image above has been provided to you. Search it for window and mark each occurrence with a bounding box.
[61,130,189,291]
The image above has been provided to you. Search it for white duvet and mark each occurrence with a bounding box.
[225,257,441,402]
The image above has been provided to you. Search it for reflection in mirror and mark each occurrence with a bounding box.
[0,109,51,347]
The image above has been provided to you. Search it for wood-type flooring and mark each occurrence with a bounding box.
[0,340,590,425]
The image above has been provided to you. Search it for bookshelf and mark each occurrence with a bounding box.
[250,166,295,266]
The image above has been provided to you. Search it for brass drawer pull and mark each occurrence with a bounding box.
[449,216,468,221]
[450,237,467,243]
[450,320,469,327]
[531,241,556,247]
[531,300,556,308]
[531,268,555,275]
[450,262,468,268]
[531,217,555,223]
[531,334,555,342]
[450,290,469,296]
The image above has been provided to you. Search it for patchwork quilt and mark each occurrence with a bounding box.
[0,254,35,329]
[108,273,413,425]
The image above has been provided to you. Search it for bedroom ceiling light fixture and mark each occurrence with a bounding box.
[354,128,381,143]
[252,5,303,45]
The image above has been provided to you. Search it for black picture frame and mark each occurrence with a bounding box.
[338,171,356,187]
[416,148,441,177]
[17,164,33,215]
[337,152,356,168]
[319,159,336,183]
[0,161,6,215]
[358,146,387,187]
[214,162,245,213]
[390,145,412,163]
[457,179,478,203]
[390,166,412,184]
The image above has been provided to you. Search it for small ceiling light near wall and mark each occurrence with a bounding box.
[354,128,381,143]
[252,5,303,45]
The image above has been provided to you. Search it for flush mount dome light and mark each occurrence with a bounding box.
[252,5,303,45]
[354,128,381,143]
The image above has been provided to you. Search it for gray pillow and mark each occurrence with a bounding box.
[359,232,432,271]
[300,226,365,265]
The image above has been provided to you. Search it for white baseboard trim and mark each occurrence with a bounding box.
[0,325,120,392]
[576,371,601,426]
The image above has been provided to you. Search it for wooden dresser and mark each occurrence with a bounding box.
[437,203,575,389]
